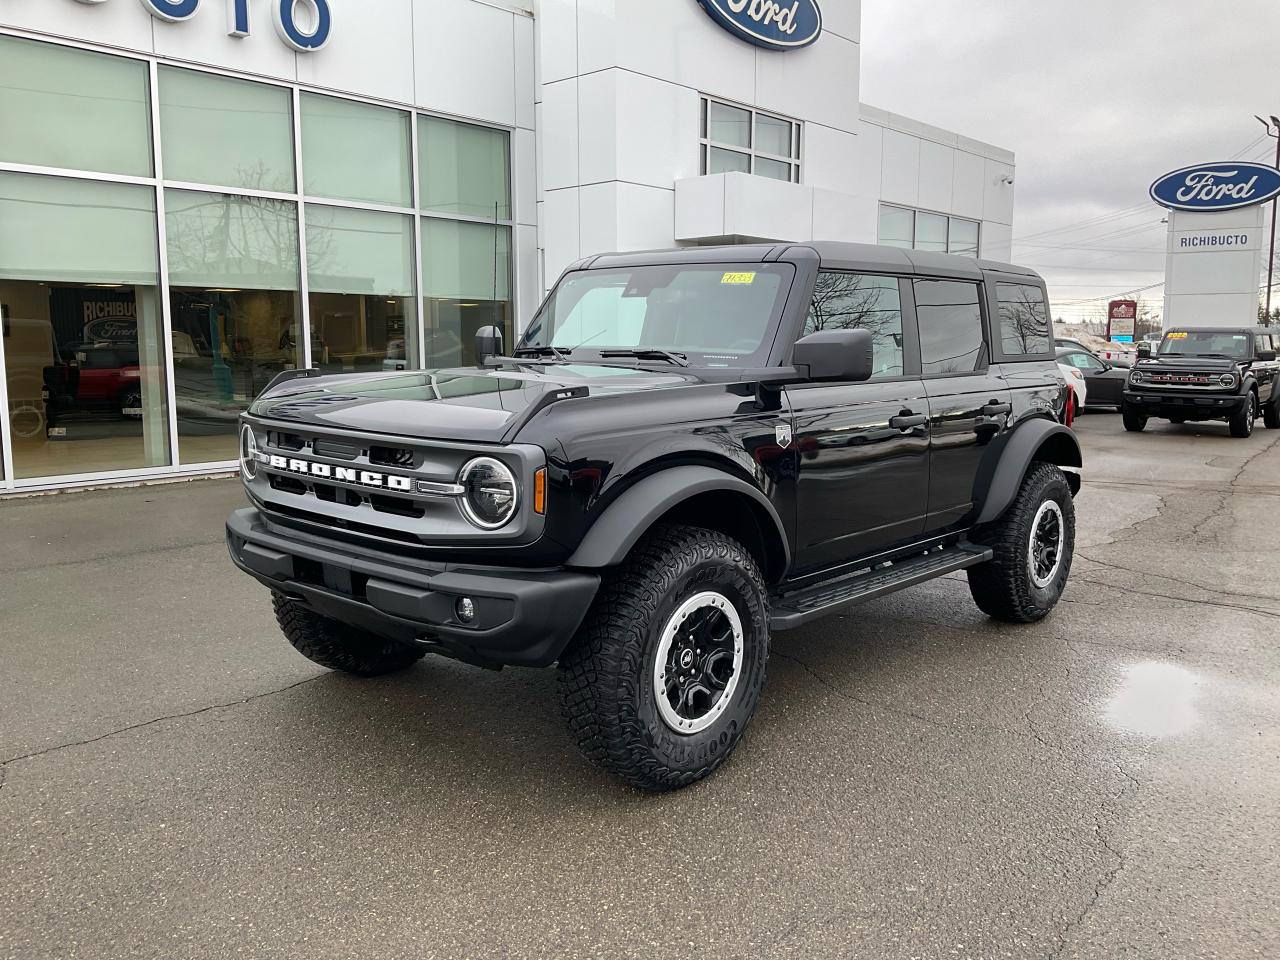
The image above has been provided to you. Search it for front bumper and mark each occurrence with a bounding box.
[1123,389,1246,419]
[227,507,599,668]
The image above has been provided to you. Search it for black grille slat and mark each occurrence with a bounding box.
[369,445,415,468]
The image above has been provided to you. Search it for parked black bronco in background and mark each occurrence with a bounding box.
[226,243,1080,790]
[1123,326,1280,437]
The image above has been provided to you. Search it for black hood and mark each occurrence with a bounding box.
[248,363,706,443]
[1135,355,1243,372]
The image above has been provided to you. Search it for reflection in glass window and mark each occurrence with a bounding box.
[701,97,801,183]
[0,35,152,177]
[707,101,751,148]
[804,272,904,378]
[301,94,413,207]
[0,173,169,479]
[996,282,1050,356]
[418,116,511,220]
[878,206,914,248]
[159,67,295,192]
[949,218,980,256]
[421,218,511,368]
[915,279,985,375]
[165,189,302,463]
[915,212,947,252]
[707,147,751,175]
[306,205,417,374]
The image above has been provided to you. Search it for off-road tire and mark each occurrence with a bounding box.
[1228,391,1256,438]
[1263,394,1280,429]
[1122,405,1147,432]
[967,462,1075,623]
[557,524,769,791]
[272,592,424,676]
[1168,415,1185,425]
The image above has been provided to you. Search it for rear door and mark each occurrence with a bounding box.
[913,277,1012,534]
[787,271,930,576]
[1063,349,1123,405]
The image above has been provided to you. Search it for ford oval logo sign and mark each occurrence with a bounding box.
[1150,162,1280,212]
[696,0,822,50]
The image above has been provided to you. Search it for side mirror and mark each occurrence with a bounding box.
[793,328,874,382]
[475,325,504,366]
[1259,349,1277,362]
[1136,342,1152,359]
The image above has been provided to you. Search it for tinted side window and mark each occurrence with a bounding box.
[804,271,904,378]
[996,282,1050,356]
[914,279,984,375]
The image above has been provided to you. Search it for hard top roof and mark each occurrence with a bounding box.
[576,242,1041,282]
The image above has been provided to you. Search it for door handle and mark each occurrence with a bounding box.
[889,411,928,430]
[981,401,1012,417]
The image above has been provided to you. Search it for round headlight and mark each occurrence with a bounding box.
[239,423,258,482]
[1130,370,1145,384]
[459,457,519,529]
[1219,373,1237,388]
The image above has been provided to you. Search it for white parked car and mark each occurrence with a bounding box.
[1058,361,1088,419]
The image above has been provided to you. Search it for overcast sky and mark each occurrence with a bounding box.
[861,0,1280,323]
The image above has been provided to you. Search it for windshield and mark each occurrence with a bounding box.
[519,263,795,366]
[1157,330,1251,359]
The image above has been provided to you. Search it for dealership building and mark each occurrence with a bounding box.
[0,0,1015,494]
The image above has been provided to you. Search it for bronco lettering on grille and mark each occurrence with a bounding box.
[267,455,412,492]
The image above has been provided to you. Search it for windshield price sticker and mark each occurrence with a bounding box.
[721,272,757,285]
[1167,332,1188,339]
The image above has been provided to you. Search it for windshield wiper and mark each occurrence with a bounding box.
[596,348,690,367]
[512,345,572,361]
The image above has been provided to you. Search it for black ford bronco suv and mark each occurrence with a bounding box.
[226,243,1081,790]
[1122,326,1280,437]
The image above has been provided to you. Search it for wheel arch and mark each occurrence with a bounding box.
[565,465,790,583]
[975,418,1082,525]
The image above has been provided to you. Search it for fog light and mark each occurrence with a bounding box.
[455,597,476,623]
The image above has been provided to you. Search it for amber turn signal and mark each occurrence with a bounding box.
[533,467,547,515]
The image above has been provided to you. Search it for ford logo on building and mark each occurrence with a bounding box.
[696,0,822,50]
[1150,162,1280,212]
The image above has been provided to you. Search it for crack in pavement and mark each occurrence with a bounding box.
[1049,760,1143,959]
[0,537,227,576]
[0,674,325,772]
[1074,552,1280,607]
[1073,574,1280,623]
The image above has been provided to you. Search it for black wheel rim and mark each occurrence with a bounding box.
[1027,500,1064,589]
[653,591,743,735]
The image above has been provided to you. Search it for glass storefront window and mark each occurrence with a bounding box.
[707,101,751,148]
[949,218,980,256]
[915,212,948,252]
[421,218,511,368]
[165,189,302,464]
[301,94,413,208]
[878,205,914,248]
[0,172,169,479]
[158,67,295,193]
[418,116,511,220]
[306,205,417,373]
[0,36,152,178]
[707,147,751,175]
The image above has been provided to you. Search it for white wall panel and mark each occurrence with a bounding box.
[514,223,540,328]
[723,173,811,241]
[513,13,536,130]
[853,120,883,201]
[803,124,858,194]
[152,8,297,81]
[0,0,154,55]
[296,0,413,102]
[513,127,538,226]
[951,150,986,221]
[577,182,619,255]
[917,140,954,214]
[614,72,701,189]
[576,70,617,186]
[811,188,875,243]
[1166,249,1260,295]
[674,175,727,242]
[879,129,920,207]
[982,158,1015,225]
[541,187,581,287]
[1165,293,1259,328]
[821,0,861,42]
[535,0,578,84]
[539,78,578,191]
[754,33,859,132]
[415,0,515,126]
[615,182,675,250]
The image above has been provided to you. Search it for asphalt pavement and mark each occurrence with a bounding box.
[2,411,1278,959]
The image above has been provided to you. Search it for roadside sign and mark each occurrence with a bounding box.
[1108,300,1137,343]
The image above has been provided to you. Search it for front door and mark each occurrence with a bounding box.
[787,271,930,577]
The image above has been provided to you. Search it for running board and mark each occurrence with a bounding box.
[769,543,993,630]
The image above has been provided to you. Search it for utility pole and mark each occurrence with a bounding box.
[1256,115,1280,319]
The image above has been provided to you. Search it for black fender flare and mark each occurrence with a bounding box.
[975,419,1082,525]
[565,465,791,572]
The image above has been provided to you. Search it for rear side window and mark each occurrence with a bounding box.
[996,282,1050,356]
[914,279,984,375]
[804,272,904,378]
